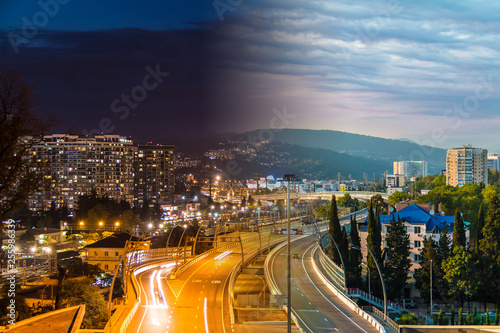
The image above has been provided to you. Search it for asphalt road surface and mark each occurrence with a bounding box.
[268,235,380,333]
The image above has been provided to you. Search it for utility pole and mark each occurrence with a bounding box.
[284,174,295,333]
[430,259,433,317]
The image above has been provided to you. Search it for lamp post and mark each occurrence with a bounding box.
[351,244,387,317]
[362,262,371,295]
[284,174,295,333]
[430,259,433,317]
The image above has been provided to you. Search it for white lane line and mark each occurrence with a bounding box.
[301,243,368,333]
[270,238,315,333]
[136,270,152,332]
[204,297,209,333]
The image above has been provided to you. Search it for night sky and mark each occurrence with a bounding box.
[1,0,499,151]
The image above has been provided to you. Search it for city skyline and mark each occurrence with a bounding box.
[0,1,499,152]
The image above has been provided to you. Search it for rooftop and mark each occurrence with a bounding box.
[83,233,140,249]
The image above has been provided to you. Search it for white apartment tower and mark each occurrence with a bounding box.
[488,153,499,170]
[446,145,488,187]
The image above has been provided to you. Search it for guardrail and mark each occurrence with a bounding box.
[228,234,288,325]
[317,243,346,292]
[363,306,399,333]
[311,245,387,333]
[170,233,266,279]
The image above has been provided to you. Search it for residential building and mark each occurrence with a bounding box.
[446,145,488,187]
[81,233,149,273]
[488,153,499,170]
[27,134,135,212]
[359,203,467,298]
[134,144,175,207]
[386,174,406,187]
[393,161,428,179]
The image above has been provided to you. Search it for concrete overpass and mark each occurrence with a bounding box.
[254,191,388,202]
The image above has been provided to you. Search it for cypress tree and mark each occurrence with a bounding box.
[140,198,151,221]
[348,214,363,289]
[328,195,343,266]
[340,227,349,268]
[384,215,411,300]
[475,202,485,254]
[459,308,464,325]
[479,195,500,260]
[366,202,383,297]
[453,208,466,249]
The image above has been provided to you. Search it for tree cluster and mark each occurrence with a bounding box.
[415,193,500,307]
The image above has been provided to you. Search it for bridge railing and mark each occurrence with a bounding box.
[317,241,346,292]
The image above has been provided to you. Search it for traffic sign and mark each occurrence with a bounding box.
[270,294,287,306]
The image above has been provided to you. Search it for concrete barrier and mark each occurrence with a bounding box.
[311,245,387,333]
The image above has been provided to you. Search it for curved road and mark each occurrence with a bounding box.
[126,263,176,333]
[269,235,379,333]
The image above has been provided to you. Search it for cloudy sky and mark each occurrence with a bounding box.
[1,0,499,151]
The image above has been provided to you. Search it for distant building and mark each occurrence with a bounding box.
[26,134,135,212]
[488,153,499,170]
[360,203,468,298]
[386,174,406,187]
[446,145,488,187]
[134,144,175,207]
[393,161,428,179]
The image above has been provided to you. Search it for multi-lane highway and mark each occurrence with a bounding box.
[126,232,288,333]
[124,213,372,333]
[125,263,176,333]
[268,235,379,333]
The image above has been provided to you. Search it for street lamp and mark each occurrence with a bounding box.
[430,259,433,317]
[283,173,295,333]
[350,244,387,317]
[362,262,371,295]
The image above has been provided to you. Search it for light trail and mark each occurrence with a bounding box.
[214,250,232,261]
[204,297,209,333]
[156,269,168,308]
[149,270,158,306]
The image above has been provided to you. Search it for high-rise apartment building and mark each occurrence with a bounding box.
[488,153,499,170]
[134,144,175,207]
[393,161,428,179]
[446,145,488,187]
[27,134,135,211]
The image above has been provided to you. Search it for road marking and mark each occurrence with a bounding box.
[302,243,368,333]
[204,298,209,333]
[169,252,220,298]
